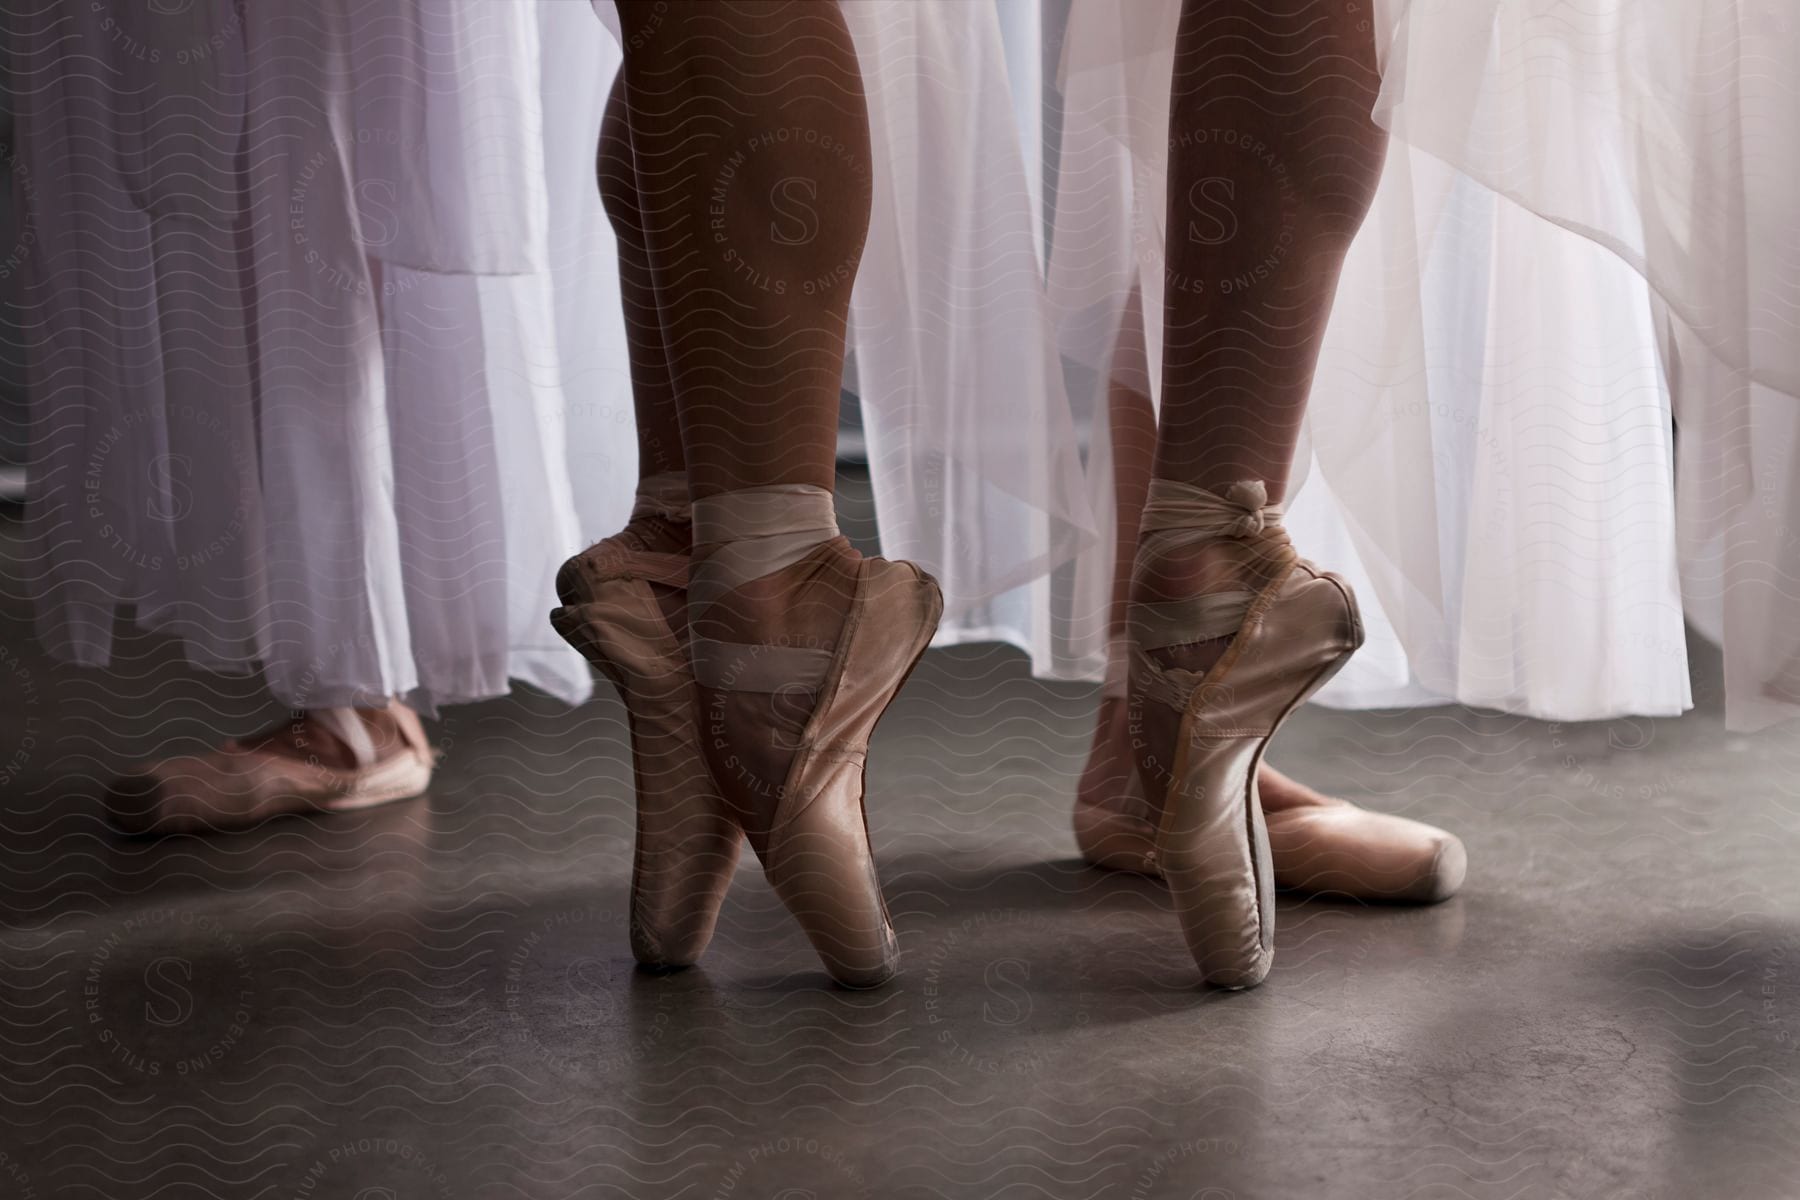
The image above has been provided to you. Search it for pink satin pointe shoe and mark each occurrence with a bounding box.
[687,483,941,989]
[1126,479,1367,989]
[552,472,743,970]
[1075,696,1466,904]
[106,700,434,835]
[1260,770,1465,902]
[555,477,940,987]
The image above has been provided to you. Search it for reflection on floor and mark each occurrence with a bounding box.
[1,514,1797,1199]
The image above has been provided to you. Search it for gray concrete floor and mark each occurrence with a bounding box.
[2,490,1798,1200]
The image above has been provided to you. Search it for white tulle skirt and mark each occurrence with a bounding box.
[19,1,1796,732]
[1034,0,1800,731]
[14,0,644,711]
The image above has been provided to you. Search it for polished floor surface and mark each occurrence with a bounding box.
[2,498,1798,1200]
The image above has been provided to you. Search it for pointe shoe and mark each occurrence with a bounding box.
[1261,777,1467,903]
[551,473,743,970]
[1075,697,1466,904]
[690,484,941,989]
[106,700,434,836]
[1129,479,1363,989]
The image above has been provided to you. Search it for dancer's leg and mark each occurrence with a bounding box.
[1137,0,1387,679]
[1146,0,1420,825]
[548,70,741,969]
[1075,290,1392,816]
[557,73,694,630]
[1153,0,1386,500]
[1103,292,1161,692]
[1116,3,1460,977]
[1072,290,1159,862]
[604,2,937,987]
[1072,286,1381,860]
[597,74,685,485]
[614,0,873,800]
[1126,2,1398,985]
[613,0,867,499]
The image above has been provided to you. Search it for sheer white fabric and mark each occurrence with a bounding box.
[1374,0,1800,729]
[14,0,635,712]
[1039,0,1796,730]
[21,0,1792,730]
[842,0,1097,673]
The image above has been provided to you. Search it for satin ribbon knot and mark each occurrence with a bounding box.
[1139,478,1282,541]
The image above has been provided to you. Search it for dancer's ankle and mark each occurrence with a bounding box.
[689,484,859,831]
[1128,478,1295,676]
[1130,537,1290,674]
[247,702,412,771]
[621,470,693,557]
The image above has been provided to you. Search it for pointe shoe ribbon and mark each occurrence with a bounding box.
[1147,477,1282,538]
[689,485,841,695]
[1128,479,1298,673]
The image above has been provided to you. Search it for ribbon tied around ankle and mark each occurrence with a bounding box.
[1140,478,1282,540]
[1129,478,1293,657]
[689,484,843,693]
